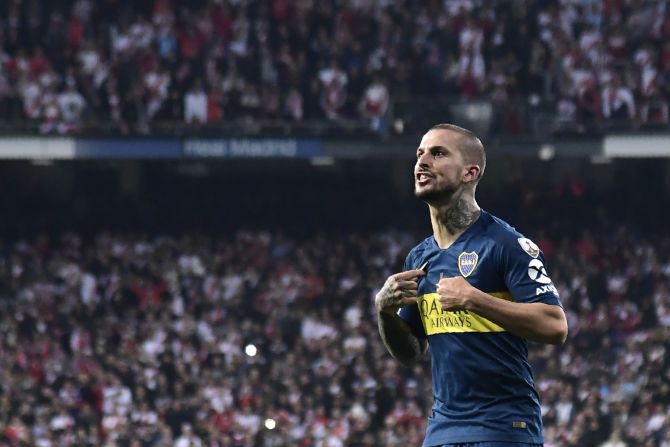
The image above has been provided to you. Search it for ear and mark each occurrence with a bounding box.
[463,165,481,183]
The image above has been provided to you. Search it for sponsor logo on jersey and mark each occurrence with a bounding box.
[528,259,552,284]
[458,251,479,277]
[536,284,559,296]
[417,292,511,334]
[517,238,539,258]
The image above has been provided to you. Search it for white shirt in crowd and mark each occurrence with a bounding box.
[184,88,208,123]
[602,85,635,119]
[57,89,86,123]
[174,425,203,447]
[361,82,389,119]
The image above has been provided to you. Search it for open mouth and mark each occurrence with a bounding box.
[416,172,433,186]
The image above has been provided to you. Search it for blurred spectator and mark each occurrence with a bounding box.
[602,76,636,126]
[57,81,87,134]
[184,80,207,125]
[577,78,602,131]
[641,88,669,127]
[0,192,669,446]
[0,0,668,135]
[359,75,389,133]
[145,64,171,121]
[284,87,304,122]
[320,77,348,122]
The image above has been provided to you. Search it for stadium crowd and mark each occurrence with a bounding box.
[0,221,669,446]
[0,0,669,134]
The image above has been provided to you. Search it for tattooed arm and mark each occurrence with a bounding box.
[375,269,428,366]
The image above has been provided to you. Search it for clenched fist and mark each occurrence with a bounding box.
[436,276,476,311]
[375,269,425,315]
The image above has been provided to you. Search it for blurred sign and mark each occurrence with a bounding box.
[183,138,321,158]
[604,135,670,157]
[0,138,321,159]
[0,137,75,159]
[77,139,181,158]
[3,134,670,160]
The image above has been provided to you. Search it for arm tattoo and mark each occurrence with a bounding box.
[377,312,426,367]
[440,194,481,235]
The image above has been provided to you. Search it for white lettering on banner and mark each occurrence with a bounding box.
[184,140,228,157]
[229,139,297,157]
[184,139,300,158]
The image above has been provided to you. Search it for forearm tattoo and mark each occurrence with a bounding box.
[378,312,425,366]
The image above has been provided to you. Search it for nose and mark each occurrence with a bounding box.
[416,151,431,169]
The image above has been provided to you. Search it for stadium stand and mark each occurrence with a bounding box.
[0,0,669,136]
[1,222,669,446]
[0,158,669,447]
[2,0,670,446]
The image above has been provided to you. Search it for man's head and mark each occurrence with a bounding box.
[414,124,486,204]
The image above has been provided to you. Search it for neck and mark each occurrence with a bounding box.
[428,190,481,249]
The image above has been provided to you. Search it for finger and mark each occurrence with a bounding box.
[400,289,418,297]
[399,297,418,306]
[394,269,426,280]
[437,278,458,288]
[436,287,453,297]
[439,275,464,283]
[396,280,418,290]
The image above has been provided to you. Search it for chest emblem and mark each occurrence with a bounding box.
[458,251,479,277]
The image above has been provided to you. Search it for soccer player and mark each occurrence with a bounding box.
[375,124,568,447]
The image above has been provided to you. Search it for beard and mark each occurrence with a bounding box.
[414,182,457,204]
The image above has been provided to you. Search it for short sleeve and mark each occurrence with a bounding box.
[499,237,562,306]
[397,251,427,339]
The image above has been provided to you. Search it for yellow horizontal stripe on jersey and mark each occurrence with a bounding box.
[417,292,513,335]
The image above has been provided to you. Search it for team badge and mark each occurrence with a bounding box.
[458,252,479,277]
[517,238,539,258]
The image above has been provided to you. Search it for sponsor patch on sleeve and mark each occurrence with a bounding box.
[527,259,552,284]
[517,238,540,258]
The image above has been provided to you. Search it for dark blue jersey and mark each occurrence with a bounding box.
[398,210,562,446]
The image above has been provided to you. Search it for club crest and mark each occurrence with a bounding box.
[458,251,479,277]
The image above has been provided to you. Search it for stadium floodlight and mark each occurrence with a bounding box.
[244,344,257,357]
[538,144,555,161]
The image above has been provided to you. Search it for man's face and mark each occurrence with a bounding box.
[414,129,470,202]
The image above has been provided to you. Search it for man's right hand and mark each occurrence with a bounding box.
[375,269,426,315]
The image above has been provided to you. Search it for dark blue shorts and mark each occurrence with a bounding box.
[442,443,542,447]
